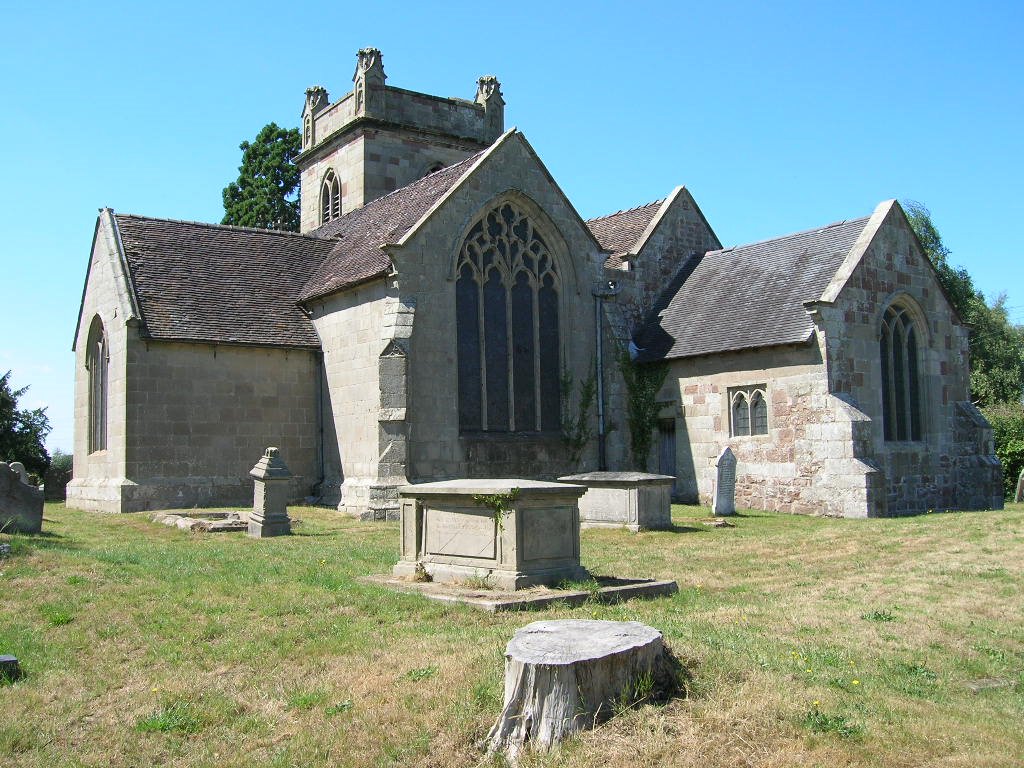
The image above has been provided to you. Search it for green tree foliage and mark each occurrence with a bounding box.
[0,371,51,477]
[981,402,1024,499]
[903,201,1024,406]
[222,123,302,231]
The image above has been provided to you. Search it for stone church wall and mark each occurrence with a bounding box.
[118,340,319,512]
[662,342,883,517]
[68,218,133,512]
[308,279,393,517]
[817,207,1002,514]
[393,136,605,488]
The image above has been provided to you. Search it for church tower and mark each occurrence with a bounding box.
[295,48,505,233]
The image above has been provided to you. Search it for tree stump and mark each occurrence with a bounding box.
[486,619,668,759]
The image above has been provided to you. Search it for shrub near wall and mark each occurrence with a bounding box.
[983,402,1024,499]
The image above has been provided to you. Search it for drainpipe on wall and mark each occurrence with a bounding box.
[592,279,622,471]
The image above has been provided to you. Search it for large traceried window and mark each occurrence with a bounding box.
[320,170,341,223]
[86,317,108,453]
[456,202,561,433]
[879,303,922,441]
[730,386,768,437]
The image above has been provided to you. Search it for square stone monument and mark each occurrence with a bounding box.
[393,479,588,590]
[712,447,737,516]
[248,447,292,538]
[557,472,674,531]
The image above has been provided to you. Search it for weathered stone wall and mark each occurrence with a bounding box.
[68,213,134,512]
[299,135,365,232]
[662,343,883,517]
[118,340,319,512]
[817,203,1002,514]
[308,279,393,517]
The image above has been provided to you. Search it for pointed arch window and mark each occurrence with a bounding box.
[320,170,341,223]
[730,386,768,437]
[880,303,922,441]
[86,317,108,453]
[455,202,561,433]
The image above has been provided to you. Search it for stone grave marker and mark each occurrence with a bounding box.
[1015,468,1024,504]
[0,461,43,534]
[248,447,293,538]
[712,447,737,516]
[0,655,22,683]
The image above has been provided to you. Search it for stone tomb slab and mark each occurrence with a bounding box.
[364,574,679,612]
[393,479,588,590]
[558,472,674,531]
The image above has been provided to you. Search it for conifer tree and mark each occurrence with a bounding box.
[222,123,302,231]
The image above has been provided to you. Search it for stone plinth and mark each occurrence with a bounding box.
[0,462,43,534]
[248,448,292,538]
[393,479,587,590]
[559,472,674,531]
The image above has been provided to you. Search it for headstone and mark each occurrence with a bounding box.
[712,447,737,516]
[1015,468,1024,504]
[0,655,22,684]
[0,461,43,534]
[248,447,293,538]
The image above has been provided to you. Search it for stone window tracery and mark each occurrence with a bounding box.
[86,317,108,453]
[455,202,561,433]
[879,303,922,441]
[320,170,341,223]
[730,386,767,437]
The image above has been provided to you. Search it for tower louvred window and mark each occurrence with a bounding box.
[455,202,561,433]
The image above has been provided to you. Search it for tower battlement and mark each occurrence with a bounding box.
[296,48,504,232]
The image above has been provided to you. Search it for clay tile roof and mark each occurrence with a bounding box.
[586,200,665,269]
[116,215,333,348]
[634,216,871,361]
[299,151,484,302]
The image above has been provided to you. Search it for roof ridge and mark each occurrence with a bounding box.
[114,213,325,241]
[586,199,665,223]
[711,215,871,255]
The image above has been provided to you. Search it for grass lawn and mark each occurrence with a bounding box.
[1,502,1022,767]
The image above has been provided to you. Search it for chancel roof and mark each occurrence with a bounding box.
[634,216,871,361]
[115,215,333,348]
[586,200,664,269]
[299,151,484,302]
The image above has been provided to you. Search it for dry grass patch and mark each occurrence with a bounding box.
[1,502,1022,767]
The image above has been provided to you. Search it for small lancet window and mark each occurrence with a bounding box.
[730,386,768,437]
[879,303,922,441]
[86,316,109,453]
[320,170,341,223]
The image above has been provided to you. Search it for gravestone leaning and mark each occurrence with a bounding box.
[248,448,292,538]
[712,447,737,516]
[1016,468,1024,504]
[0,461,43,534]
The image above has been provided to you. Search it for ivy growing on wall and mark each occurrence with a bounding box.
[618,348,669,471]
[560,366,597,468]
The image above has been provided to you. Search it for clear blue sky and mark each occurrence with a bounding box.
[1,0,1021,453]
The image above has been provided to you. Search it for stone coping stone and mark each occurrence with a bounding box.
[558,472,674,485]
[399,478,587,496]
[362,574,678,613]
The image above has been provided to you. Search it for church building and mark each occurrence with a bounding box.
[69,49,1002,518]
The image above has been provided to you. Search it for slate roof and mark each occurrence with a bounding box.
[116,215,333,348]
[299,151,484,301]
[586,200,664,269]
[634,216,871,361]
